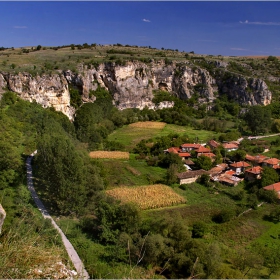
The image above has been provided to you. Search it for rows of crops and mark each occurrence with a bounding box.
[128,121,166,129]
[89,151,129,159]
[106,184,186,210]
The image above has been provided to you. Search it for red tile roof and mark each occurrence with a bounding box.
[264,182,280,191]
[263,158,280,165]
[196,146,211,153]
[245,154,255,161]
[209,164,228,175]
[245,154,268,164]
[230,161,251,168]
[222,143,239,149]
[181,143,202,149]
[263,182,280,199]
[224,170,236,176]
[167,147,180,154]
[245,166,263,174]
[178,152,191,158]
[208,140,220,148]
[199,152,216,158]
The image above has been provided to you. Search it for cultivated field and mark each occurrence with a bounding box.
[128,121,166,129]
[106,184,186,210]
[108,121,222,150]
[89,151,129,159]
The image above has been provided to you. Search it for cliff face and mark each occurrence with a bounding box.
[0,59,272,120]
[217,74,271,106]
[0,72,75,120]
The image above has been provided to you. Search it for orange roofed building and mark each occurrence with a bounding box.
[180,143,202,152]
[229,161,251,174]
[245,166,263,181]
[262,158,280,169]
[263,182,280,199]
[222,142,239,152]
[208,140,220,150]
[245,154,269,166]
[165,147,191,160]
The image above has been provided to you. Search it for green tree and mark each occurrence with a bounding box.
[192,221,208,238]
[93,196,141,244]
[195,155,212,171]
[260,166,279,188]
[267,205,280,222]
[244,105,272,135]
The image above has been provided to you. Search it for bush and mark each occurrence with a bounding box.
[192,221,208,238]
[213,209,235,223]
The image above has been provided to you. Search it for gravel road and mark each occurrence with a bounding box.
[26,153,90,279]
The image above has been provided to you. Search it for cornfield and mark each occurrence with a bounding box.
[128,121,166,129]
[89,151,129,159]
[106,184,186,210]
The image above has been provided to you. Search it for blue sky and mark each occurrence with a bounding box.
[1,1,280,56]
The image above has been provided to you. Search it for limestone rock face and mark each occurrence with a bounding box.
[0,73,7,94]
[172,66,217,101]
[0,59,273,120]
[1,72,75,120]
[0,203,6,234]
[217,74,272,106]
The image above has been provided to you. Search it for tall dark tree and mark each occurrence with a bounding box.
[244,105,272,135]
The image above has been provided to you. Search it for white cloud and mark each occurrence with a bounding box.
[230,47,269,54]
[14,26,27,29]
[142,19,151,23]
[239,20,280,26]
[196,39,217,43]
[230,47,248,51]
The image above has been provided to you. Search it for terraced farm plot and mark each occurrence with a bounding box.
[106,184,186,210]
[89,151,129,159]
[129,121,166,129]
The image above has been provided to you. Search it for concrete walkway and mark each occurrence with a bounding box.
[26,152,89,279]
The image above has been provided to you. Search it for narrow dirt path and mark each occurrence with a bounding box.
[26,153,89,279]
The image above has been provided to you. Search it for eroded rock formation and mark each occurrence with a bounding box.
[0,59,272,120]
[0,203,6,234]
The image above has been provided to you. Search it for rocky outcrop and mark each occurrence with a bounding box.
[0,203,6,234]
[0,59,272,120]
[0,72,75,120]
[0,73,7,93]
[217,74,272,106]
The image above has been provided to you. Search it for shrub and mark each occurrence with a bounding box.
[192,221,208,238]
[212,209,235,223]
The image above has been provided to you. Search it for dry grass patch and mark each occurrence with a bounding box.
[106,184,186,210]
[129,121,166,129]
[89,151,129,159]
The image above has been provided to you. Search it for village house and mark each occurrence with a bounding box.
[208,139,220,150]
[229,161,251,175]
[245,154,268,166]
[210,165,242,186]
[165,147,191,160]
[208,163,228,176]
[262,158,280,170]
[245,166,263,181]
[177,170,208,185]
[222,142,239,152]
[217,174,243,186]
[263,182,280,199]
[180,143,202,152]
[195,146,211,156]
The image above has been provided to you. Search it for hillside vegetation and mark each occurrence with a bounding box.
[1,44,280,278]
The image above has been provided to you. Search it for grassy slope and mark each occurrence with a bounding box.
[108,122,220,151]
